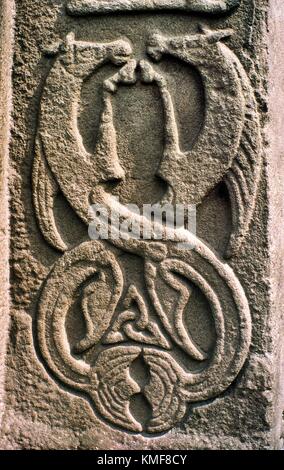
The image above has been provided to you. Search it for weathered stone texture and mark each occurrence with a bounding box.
[267,0,284,449]
[0,0,14,427]
[0,0,283,449]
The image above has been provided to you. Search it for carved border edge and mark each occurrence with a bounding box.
[0,0,14,426]
[67,0,241,16]
[267,0,284,448]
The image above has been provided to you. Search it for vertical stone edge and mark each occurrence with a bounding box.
[268,0,284,449]
[0,0,14,426]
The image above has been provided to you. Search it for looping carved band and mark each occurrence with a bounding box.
[33,27,258,433]
[38,238,251,433]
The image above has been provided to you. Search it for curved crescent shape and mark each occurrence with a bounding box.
[148,260,209,362]
[145,238,251,402]
[33,135,67,252]
[147,30,245,205]
[37,240,123,390]
[224,48,262,257]
[35,35,132,243]
[147,29,261,257]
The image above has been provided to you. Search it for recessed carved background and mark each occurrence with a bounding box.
[28,8,263,432]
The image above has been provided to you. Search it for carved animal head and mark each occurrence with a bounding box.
[147,26,234,65]
[45,32,133,77]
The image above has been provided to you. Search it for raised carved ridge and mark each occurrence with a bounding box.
[33,29,258,433]
[67,0,241,15]
[146,28,262,257]
[37,236,251,433]
[33,29,261,257]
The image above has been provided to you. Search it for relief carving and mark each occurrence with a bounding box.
[33,27,261,433]
[38,238,251,433]
[67,0,241,15]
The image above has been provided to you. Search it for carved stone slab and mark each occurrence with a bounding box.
[0,0,283,450]
[67,0,241,15]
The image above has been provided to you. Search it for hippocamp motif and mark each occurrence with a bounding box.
[34,28,259,433]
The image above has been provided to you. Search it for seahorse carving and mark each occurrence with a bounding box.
[33,29,259,433]
[33,32,132,250]
[33,28,261,257]
[146,27,262,257]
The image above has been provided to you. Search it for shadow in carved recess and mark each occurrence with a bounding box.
[53,193,88,248]
[197,182,232,256]
[79,58,204,206]
[153,56,204,152]
[129,354,152,429]
[33,30,256,435]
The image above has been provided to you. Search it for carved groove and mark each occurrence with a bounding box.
[33,28,257,434]
[67,0,241,15]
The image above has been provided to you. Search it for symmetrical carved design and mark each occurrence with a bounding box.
[67,0,241,15]
[33,27,261,258]
[104,284,171,349]
[38,238,251,433]
[33,28,260,433]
